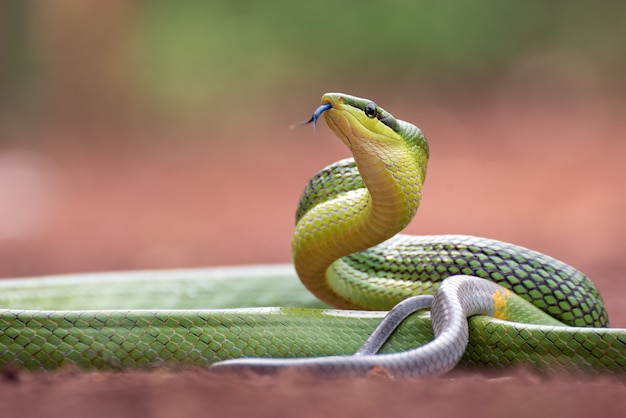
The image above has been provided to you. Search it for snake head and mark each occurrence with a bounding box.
[318,93,416,152]
[293,92,428,166]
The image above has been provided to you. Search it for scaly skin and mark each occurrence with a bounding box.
[293,93,607,328]
[209,92,623,377]
[0,93,624,375]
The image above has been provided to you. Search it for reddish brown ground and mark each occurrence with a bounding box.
[1,96,625,416]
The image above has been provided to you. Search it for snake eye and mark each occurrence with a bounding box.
[364,102,378,119]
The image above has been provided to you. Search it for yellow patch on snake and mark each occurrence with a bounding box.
[492,289,511,320]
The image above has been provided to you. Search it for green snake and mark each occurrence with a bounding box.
[1,92,625,377]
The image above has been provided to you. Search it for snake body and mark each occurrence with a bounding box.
[1,92,625,376]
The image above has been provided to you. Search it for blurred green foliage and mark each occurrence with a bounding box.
[134,1,625,102]
[1,0,624,123]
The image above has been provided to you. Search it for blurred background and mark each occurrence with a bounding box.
[0,1,625,320]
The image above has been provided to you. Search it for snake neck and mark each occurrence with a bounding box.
[293,125,427,308]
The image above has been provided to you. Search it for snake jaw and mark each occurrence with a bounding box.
[323,110,355,149]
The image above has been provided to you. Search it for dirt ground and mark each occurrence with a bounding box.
[1,95,626,417]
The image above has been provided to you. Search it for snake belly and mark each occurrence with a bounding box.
[0,92,625,375]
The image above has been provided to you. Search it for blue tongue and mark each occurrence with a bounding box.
[290,103,332,129]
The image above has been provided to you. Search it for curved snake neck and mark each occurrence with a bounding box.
[292,93,428,309]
